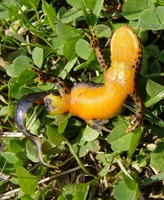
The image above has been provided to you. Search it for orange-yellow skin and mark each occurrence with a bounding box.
[49,26,141,121]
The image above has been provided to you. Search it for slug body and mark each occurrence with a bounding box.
[15,26,143,168]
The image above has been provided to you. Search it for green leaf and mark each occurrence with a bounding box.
[91,0,104,25]
[46,124,65,146]
[62,183,90,200]
[83,125,99,142]
[42,0,56,32]
[21,194,34,200]
[157,0,164,6]
[79,0,91,25]
[7,56,32,77]
[58,57,77,79]
[52,36,65,54]
[138,27,148,42]
[84,0,95,11]
[99,163,111,177]
[74,61,88,71]
[127,128,142,158]
[61,9,83,23]
[151,142,164,171]
[144,108,164,128]
[142,171,164,186]
[0,106,8,116]
[156,6,164,24]
[75,39,92,60]
[57,196,67,200]
[122,0,148,20]
[8,70,36,99]
[145,90,164,107]
[66,0,82,9]
[145,44,159,58]
[86,140,100,152]
[138,9,163,30]
[113,174,139,200]
[56,22,81,40]
[77,130,87,146]
[1,152,18,164]
[146,79,164,98]
[19,0,40,8]
[58,119,69,134]
[57,7,67,20]
[94,25,112,38]
[26,140,39,163]
[0,4,8,19]
[107,120,133,152]
[0,95,8,105]
[48,114,70,126]
[32,47,43,68]
[78,144,89,157]
[158,49,164,63]
[145,79,164,107]
[96,152,115,166]
[10,140,24,153]
[16,166,39,194]
[64,36,81,60]
[29,119,42,135]
[149,61,161,73]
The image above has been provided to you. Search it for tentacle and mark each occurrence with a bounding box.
[15,91,58,169]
